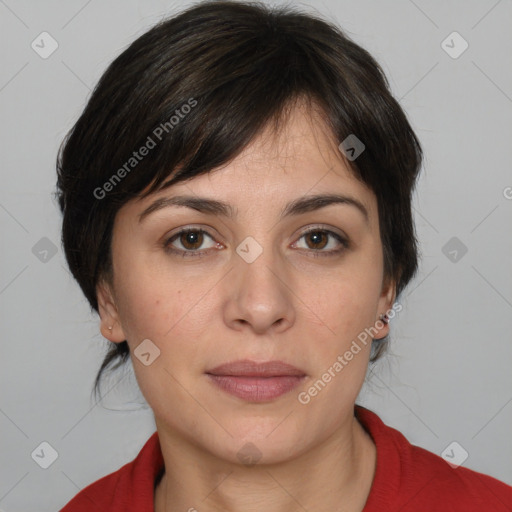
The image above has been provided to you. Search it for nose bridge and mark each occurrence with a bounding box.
[235,232,283,297]
[226,232,295,332]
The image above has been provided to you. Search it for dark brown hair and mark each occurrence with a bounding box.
[55,0,422,398]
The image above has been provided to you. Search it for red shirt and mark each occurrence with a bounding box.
[60,406,512,511]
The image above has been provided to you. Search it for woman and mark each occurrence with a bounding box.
[56,1,512,510]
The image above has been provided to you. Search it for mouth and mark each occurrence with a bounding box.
[205,359,307,402]
[206,359,307,377]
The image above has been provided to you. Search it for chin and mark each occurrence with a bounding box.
[211,417,309,466]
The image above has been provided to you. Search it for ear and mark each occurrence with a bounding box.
[96,279,127,343]
[374,276,397,341]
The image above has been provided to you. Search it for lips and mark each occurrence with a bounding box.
[206,359,306,377]
[205,359,306,402]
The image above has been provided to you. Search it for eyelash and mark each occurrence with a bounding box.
[163,226,349,259]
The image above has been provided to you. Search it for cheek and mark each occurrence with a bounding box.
[112,245,176,335]
[116,282,188,344]
[113,259,220,361]
[113,273,165,342]
[310,264,383,338]
[115,277,213,401]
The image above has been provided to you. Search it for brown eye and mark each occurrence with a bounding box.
[304,231,329,250]
[179,230,204,250]
[164,228,219,257]
[293,227,348,257]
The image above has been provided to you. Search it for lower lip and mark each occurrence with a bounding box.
[206,374,305,402]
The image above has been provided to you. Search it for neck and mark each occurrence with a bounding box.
[154,413,376,512]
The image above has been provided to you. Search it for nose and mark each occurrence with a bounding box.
[222,241,296,335]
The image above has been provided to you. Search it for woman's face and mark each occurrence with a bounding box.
[98,103,395,464]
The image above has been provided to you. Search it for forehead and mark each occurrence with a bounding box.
[128,102,376,221]
[215,101,353,181]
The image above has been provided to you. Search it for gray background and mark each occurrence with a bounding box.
[1,0,511,510]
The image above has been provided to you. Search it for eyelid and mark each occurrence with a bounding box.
[165,223,222,237]
[297,224,348,242]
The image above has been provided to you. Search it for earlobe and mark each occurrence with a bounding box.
[96,280,126,343]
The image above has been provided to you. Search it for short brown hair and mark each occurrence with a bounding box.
[55,0,422,396]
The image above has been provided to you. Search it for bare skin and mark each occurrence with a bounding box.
[97,100,395,512]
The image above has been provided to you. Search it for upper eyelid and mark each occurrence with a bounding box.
[167,224,346,238]
[166,226,219,242]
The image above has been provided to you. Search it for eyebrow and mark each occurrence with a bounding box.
[138,193,369,224]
